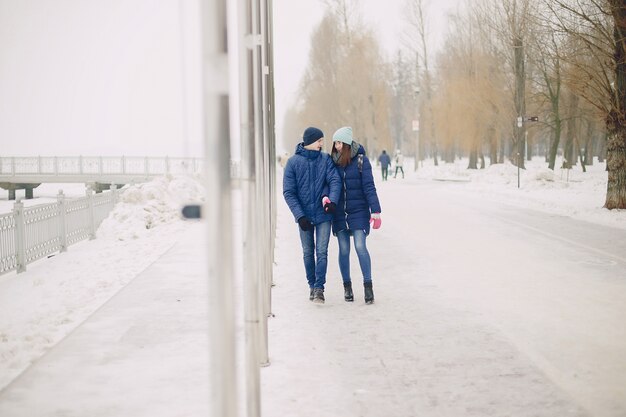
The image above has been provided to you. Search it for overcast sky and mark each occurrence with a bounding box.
[0,0,460,158]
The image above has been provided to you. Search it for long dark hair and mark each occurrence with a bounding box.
[332,143,352,167]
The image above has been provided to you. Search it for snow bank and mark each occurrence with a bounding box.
[0,175,204,390]
[97,175,205,240]
[409,156,626,229]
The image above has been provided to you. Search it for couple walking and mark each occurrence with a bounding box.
[283,126,382,304]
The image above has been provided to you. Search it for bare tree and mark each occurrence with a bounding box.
[403,0,438,166]
[296,2,393,154]
[474,0,533,168]
[430,4,511,167]
[527,10,565,170]
[547,0,626,209]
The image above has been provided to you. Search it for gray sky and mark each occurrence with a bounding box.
[0,0,460,157]
[0,0,203,157]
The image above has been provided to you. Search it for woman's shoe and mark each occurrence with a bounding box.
[343,282,354,302]
[364,282,374,304]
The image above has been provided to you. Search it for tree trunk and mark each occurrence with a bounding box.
[605,123,626,208]
[548,119,562,170]
[489,128,498,165]
[513,35,526,169]
[598,133,607,163]
[584,122,594,166]
[468,141,478,169]
[564,93,580,168]
[605,1,626,209]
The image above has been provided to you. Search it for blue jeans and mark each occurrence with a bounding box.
[336,229,372,284]
[298,220,331,289]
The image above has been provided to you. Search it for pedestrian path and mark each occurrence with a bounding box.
[0,224,210,417]
[261,181,593,417]
[1,179,624,416]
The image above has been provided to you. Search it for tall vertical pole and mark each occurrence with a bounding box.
[251,0,265,367]
[256,0,270,366]
[199,1,238,416]
[239,0,262,415]
[262,0,276,321]
[266,0,277,264]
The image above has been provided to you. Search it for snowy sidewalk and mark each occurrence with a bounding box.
[0,176,624,417]
[0,223,210,417]
[261,178,625,417]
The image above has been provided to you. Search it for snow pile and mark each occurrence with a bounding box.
[531,167,556,182]
[97,175,205,240]
[0,175,205,389]
[407,156,625,229]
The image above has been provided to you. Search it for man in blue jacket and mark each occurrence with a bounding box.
[283,127,341,304]
[378,150,392,181]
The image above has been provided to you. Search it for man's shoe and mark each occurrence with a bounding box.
[309,288,314,301]
[312,288,325,304]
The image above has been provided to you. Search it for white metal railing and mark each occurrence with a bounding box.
[0,156,203,177]
[0,187,118,275]
[0,156,244,183]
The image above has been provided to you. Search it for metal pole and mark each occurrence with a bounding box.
[239,0,262,415]
[266,0,277,267]
[199,1,238,416]
[255,0,270,367]
[13,198,26,273]
[263,0,276,314]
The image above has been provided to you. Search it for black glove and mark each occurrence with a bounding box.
[323,201,336,214]
[298,217,313,231]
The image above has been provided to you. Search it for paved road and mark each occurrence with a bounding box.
[263,178,626,417]
[0,178,623,417]
[389,180,626,416]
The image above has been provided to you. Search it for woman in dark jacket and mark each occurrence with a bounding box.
[283,127,341,304]
[330,126,381,304]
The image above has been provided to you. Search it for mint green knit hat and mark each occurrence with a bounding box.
[333,126,353,145]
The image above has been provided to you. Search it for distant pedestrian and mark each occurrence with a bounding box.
[378,150,391,181]
[330,126,381,304]
[394,150,405,178]
[283,127,341,304]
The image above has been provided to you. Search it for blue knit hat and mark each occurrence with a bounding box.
[302,127,324,146]
[333,126,353,145]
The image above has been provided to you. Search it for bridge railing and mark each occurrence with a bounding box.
[0,187,118,275]
[0,156,203,176]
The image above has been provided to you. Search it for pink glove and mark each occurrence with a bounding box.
[370,212,381,229]
[322,196,331,207]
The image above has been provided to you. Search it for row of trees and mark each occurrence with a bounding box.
[282,0,626,209]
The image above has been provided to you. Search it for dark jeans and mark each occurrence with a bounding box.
[298,220,331,289]
[394,166,404,178]
[381,167,389,181]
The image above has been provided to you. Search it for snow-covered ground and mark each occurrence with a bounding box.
[0,157,624,416]
[0,174,204,389]
[411,156,625,230]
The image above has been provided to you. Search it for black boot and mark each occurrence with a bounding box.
[312,288,325,304]
[309,288,314,301]
[343,282,354,302]
[364,282,374,304]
